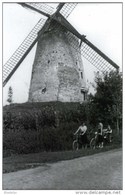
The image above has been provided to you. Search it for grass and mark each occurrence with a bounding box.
[3,144,122,174]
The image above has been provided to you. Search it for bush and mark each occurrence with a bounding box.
[3,102,122,156]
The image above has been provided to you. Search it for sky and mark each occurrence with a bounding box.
[2,2,122,105]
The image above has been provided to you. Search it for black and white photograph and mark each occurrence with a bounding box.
[2,1,123,192]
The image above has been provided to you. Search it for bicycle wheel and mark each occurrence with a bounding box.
[90,138,96,149]
[72,140,79,150]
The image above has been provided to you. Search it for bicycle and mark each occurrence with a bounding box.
[72,133,89,150]
[90,131,105,149]
[90,132,98,149]
[90,130,113,149]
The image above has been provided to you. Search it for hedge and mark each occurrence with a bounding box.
[3,101,122,156]
[3,102,87,154]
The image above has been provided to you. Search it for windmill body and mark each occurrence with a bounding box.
[29,20,86,102]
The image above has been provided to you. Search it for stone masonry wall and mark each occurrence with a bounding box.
[28,26,86,102]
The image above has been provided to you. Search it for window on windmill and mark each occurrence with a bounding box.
[81,90,86,101]
[81,72,83,79]
[42,87,46,94]
[48,60,50,64]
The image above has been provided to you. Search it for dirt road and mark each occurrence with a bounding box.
[3,149,122,190]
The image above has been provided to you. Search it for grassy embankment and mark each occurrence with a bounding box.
[3,144,122,173]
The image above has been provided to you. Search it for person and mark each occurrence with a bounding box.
[74,123,89,148]
[97,121,104,148]
[98,122,103,134]
[106,125,112,142]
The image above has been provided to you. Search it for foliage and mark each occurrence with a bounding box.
[3,102,88,154]
[89,71,122,132]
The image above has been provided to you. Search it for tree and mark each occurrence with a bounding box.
[7,86,13,104]
[91,71,122,134]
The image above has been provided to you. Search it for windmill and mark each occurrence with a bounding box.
[3,3,119,103]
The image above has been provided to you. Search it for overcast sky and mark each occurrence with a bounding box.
[3,2,122,105]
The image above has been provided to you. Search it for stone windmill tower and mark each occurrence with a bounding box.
[3,3,119,102]
[28,19,86,102]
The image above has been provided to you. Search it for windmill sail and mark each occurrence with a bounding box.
[66,31,119,73]
[59,3,78,18]
[19,3,55,17]
[80,40,118,72]
[3,18,47,87]
[19,3,78,18]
